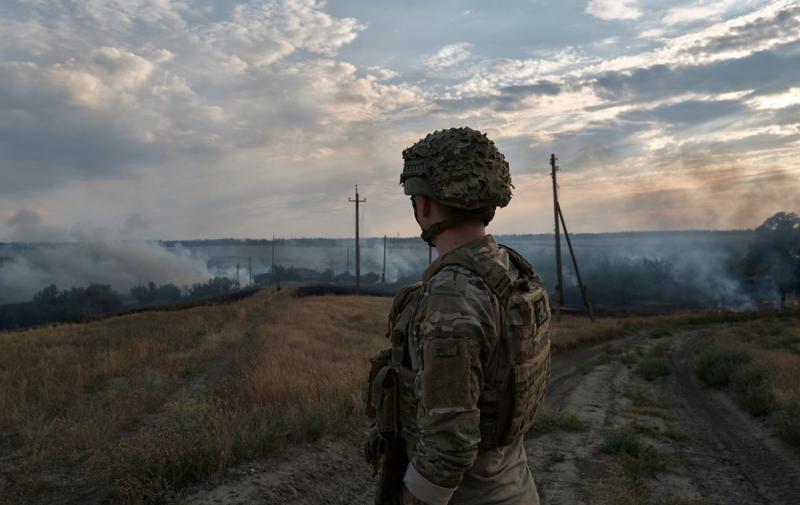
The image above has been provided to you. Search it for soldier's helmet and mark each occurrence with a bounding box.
[400,127,513,210]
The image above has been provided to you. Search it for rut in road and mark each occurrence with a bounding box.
[664,334,800,505]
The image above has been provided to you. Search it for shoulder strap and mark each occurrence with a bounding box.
[423,246,513,303]
[499,244,534,278]
[387,281,423,367]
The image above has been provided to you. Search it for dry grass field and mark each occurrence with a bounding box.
[0,290,389,504]
[1,289,798,504]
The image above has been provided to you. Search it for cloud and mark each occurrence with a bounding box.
[620,99,745,126]
[662,0,738,26]
[424,43,474,75]
[592,42,800,103]
[585,0,641,20]
[686,2,800,55]
[500,81,562,97]
[205,0,365,67]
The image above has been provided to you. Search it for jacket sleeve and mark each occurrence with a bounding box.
[403,266,497,505]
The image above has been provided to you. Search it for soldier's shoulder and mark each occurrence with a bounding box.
[390,280,423,313]
[426,264,492,302]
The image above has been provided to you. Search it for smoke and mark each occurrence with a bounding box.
[0,210,217,303]
[504,231,758,310]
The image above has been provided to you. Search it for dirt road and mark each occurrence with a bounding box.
[182,331,800,505]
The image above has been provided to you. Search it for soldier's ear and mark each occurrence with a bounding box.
[416,195,434,220]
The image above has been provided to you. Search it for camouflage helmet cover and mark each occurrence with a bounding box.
[401,127,513,210]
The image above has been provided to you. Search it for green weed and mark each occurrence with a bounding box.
[729,364,775,416]
[529,410,588,436]
[637,357,671,381]
[601,429,643,456]
[624,388,668,409]
[695,347,752,387]
[771,400,800,448]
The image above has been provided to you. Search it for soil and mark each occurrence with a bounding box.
[181,331,800,505]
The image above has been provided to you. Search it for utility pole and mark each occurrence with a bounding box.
[271,235,281,290]
[349,185,366,291]
[271,234,276,281]
[382,234,387,283]
[551,154,564,319]
[550,153,594,321]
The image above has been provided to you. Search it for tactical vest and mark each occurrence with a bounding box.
[368,244,551,449]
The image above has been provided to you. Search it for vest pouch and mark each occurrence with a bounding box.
[502,358,549,444]
[366,349,391,418]
[370,365,400,438]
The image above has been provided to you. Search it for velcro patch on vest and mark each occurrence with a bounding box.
[422,339,471,415]
[534,297,549,327]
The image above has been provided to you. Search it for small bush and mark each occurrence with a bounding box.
[695,347,751,387]
[637,357,670,381]
[621,445,667,480]
[664,426,689,441]
[772,401,800,448]
[625,388,668,409]
[529,410,587,435]
[649,342,672,357]
[300,408,329,442]
[620,352,639,366]
[601,429,642,456]
[650,328,672,339]
[729,364,775,416]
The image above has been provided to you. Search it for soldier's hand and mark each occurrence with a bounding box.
[400,485,427,505]
[363,426,383,474]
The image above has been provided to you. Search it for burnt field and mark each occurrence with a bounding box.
[1,288,799,505]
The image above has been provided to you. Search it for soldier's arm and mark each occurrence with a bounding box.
[403,266,496,505]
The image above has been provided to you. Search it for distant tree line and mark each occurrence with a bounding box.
[0,276,241,331]
[0,284,123,330]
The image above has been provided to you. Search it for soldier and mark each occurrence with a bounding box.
[365,127,552,505]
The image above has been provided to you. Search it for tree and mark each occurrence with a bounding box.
[756,212,800,234]
[744,212,800,302]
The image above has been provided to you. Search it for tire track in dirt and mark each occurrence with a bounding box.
[664,334,800,505]
[180,434,373,505]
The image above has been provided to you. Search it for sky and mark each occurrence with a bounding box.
[1,0,799,241]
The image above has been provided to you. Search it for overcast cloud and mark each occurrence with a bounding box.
[1,0,798,240]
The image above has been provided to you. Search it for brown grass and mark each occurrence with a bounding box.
[548,314,632,349]
[0,290,390,504]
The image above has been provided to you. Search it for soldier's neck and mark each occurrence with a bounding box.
[434,222,487,256]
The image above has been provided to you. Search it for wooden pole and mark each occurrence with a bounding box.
[551,154,564,318]
[271,235,275,283]
[557,202,595,321]
[382,234,387,283]
[349,185,366,292]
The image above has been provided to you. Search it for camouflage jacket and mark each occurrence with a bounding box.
[388,235,547,505]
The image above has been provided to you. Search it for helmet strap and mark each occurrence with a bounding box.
[420,215,467,247]
[419,207,495,247]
